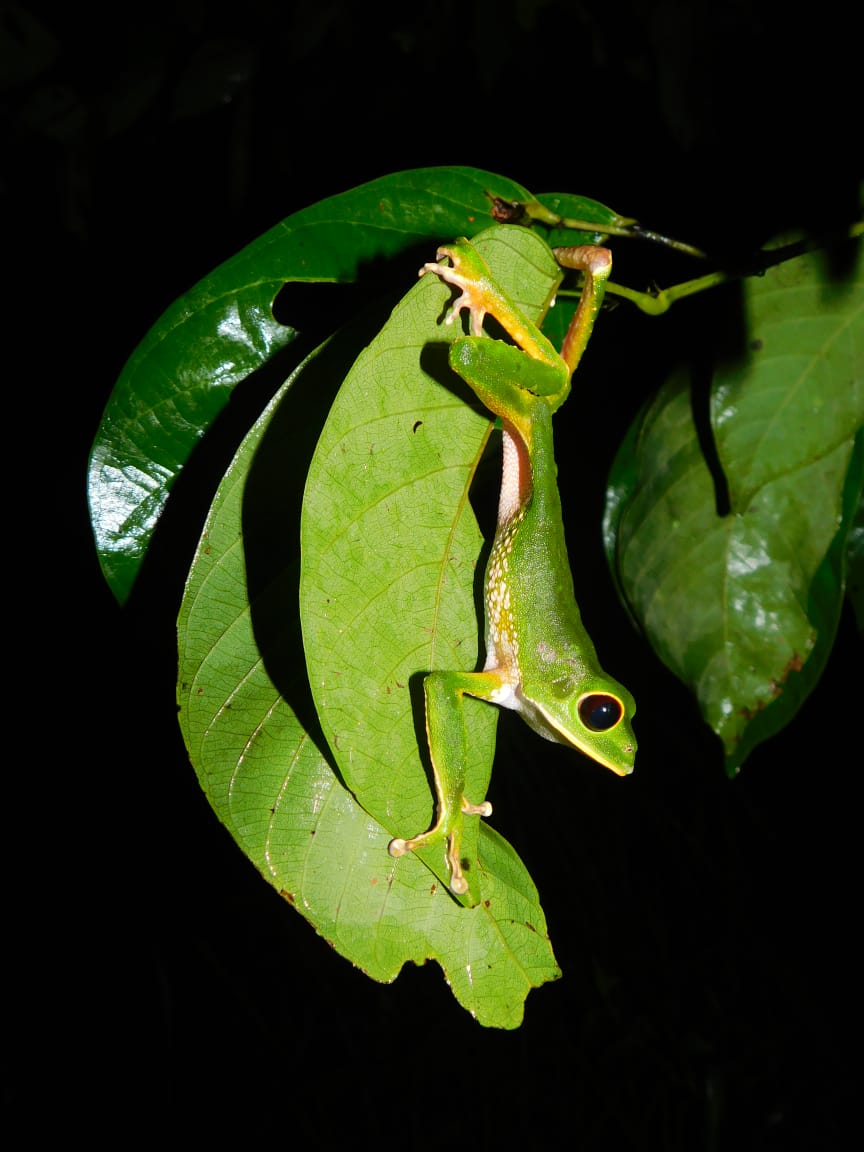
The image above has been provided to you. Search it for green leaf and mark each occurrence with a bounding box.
[607,241,864,771]
[88,167,525,603]
[848,484,864,633]
[88,167,633,605]
[300,225,563,895]
[177,227,562,1028]
[530,191,633,249]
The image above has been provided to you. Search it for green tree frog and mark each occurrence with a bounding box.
[389,237,637,896]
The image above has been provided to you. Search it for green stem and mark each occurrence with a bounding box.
[509,196,708,260]
[605,270,734,315]
[565,219,864,317]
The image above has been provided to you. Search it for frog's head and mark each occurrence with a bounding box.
[517,669,637,775]
[569,684,637,774]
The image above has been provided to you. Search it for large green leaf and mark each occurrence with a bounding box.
[178,227,564,1028]
[606,240,863,771]
[848,486,864,632]
[90,166,625,604]
[299,225,563,905]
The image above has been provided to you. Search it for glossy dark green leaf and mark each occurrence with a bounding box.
[848,485,864,633]
[528,191,632,249]
[607,241,863,771]
[88,167,628,605]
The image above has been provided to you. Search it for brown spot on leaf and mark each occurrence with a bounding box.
[489,196,526,223]
[742,651,807,719]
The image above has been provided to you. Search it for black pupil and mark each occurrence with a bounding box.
[579,694,623,732]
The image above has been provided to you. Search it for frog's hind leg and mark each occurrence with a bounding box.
[388,667,500,896]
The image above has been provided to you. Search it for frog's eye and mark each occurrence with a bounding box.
[578,693,624,732]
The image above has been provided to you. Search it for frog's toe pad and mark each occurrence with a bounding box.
[462,798,493,817]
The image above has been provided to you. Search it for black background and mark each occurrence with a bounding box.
[6,2,861,1147]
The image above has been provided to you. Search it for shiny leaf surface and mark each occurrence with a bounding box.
[89,167,623,604]
[607,241,863,771]
[848,486,864,633]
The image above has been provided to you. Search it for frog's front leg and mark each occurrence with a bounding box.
[388,668,500,897]
[419,239,562,368]
[420,238,613,384]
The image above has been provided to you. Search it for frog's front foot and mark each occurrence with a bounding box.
[388,794,492,897]
[419,239,493,337]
